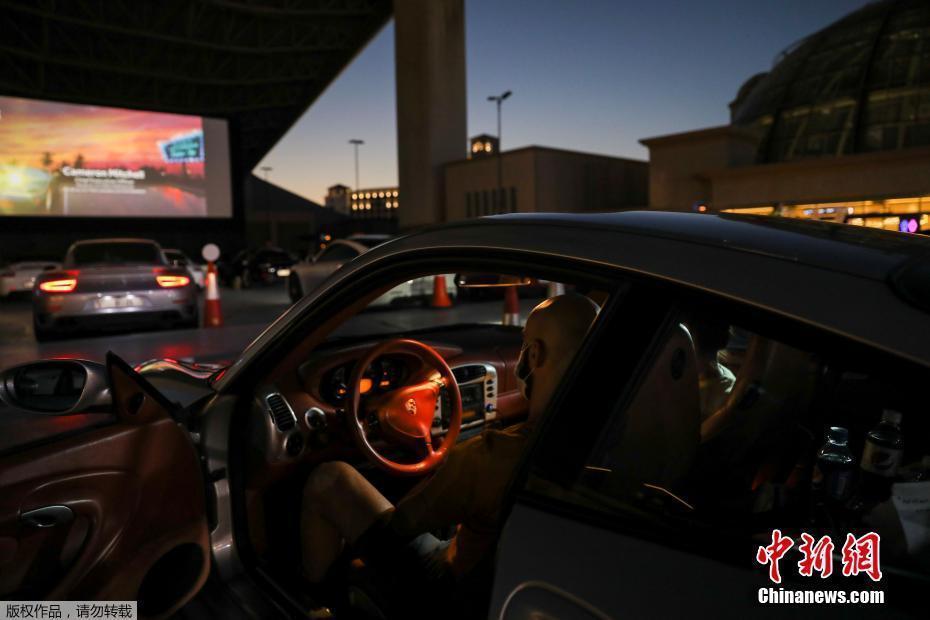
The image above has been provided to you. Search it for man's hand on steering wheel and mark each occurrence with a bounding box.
[347,339,463,476]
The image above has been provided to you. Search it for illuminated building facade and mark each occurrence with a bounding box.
[349,186,400,220]
[641,0,930,234]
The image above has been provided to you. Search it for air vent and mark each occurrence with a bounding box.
[265,393,296,432]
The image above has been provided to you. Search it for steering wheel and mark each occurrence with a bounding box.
[348,339,462,476]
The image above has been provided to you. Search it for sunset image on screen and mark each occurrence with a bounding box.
[0,95,209,217]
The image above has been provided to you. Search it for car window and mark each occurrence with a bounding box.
[333,273,536,339]
[165,251,188,265]
[526,296,930,584]
[317,244,360,263]
[69,242,163,266]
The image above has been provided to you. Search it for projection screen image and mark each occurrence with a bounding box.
[0,95,232,218]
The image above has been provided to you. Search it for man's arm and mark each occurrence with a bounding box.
[389,435,483,537]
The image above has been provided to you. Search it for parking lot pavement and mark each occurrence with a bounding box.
[0,286,294,370]
[0,286,542,371]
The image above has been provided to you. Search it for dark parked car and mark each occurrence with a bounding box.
[221,246,296,288]
[2,213,929,618]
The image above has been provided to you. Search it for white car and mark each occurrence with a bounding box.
[288,235,455,306]
[0,260,60,297]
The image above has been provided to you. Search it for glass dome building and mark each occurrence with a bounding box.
[641,0,930,234]
[732,0,930,164]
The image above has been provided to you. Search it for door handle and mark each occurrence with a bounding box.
[20,505,74,528]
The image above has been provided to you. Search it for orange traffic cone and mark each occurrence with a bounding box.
[431,275,453,308]
[204,261,224,327]
[502,286,520,326]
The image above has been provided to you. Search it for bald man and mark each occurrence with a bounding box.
[299,294,598,600]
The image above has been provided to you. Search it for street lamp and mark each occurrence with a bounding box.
[348,139,364,191]
[487,90,512,213]
[259,165,273,243]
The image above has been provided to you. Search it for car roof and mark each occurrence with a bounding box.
[377,212,930,365]
[217,212,930,391]
[70,238,160,246]
[348,233,392,239]
[462,211,929,282]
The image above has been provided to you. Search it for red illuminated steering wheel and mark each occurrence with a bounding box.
[348,339,462,476]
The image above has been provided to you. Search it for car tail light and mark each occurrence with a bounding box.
[39,278,77,293]
[156,274,190,288]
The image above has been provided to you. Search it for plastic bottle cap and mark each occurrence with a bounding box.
[827,426,849,445]
[882,409,903,425]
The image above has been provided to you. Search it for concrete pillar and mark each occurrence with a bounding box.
[394,0,467,229]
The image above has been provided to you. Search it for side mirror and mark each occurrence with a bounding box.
[2,360,110,413]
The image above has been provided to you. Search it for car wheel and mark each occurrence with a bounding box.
[288,274,303,303]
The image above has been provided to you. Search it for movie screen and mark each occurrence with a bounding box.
[0,95,232,218]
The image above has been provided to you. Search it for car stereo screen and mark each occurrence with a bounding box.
[0,95,232,218]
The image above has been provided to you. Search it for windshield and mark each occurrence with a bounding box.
[69,242,164,266]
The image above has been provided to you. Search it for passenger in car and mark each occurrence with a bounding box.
[298,294,598,598]
[686,315,736,421]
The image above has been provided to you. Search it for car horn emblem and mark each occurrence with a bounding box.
[405,398,417,415]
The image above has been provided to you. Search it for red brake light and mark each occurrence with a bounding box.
[156,274,190,288]
[39,278,77,293]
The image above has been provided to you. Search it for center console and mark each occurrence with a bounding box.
[433,363,498,433]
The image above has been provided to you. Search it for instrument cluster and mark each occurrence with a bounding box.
[320,356,407,405]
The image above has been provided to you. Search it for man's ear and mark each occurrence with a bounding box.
[530,338,547,368]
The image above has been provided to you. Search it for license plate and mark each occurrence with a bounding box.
[94,295,143,309]
[277,268,291,277]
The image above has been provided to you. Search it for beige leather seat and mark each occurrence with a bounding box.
[592,323,702,498]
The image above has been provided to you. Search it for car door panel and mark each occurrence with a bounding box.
[0,354,209,618]
[491,504,907,619]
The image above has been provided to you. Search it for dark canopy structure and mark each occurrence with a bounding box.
[2,0,392,177]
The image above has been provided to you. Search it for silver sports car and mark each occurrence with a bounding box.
[32,238,199,341]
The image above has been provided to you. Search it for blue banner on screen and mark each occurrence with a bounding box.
[0,95,232,218]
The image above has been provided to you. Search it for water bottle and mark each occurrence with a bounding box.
[858,410,904,503]
[812,426,856,503]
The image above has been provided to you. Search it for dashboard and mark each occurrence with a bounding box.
[243,326,528,561]
[247,331,526,472]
